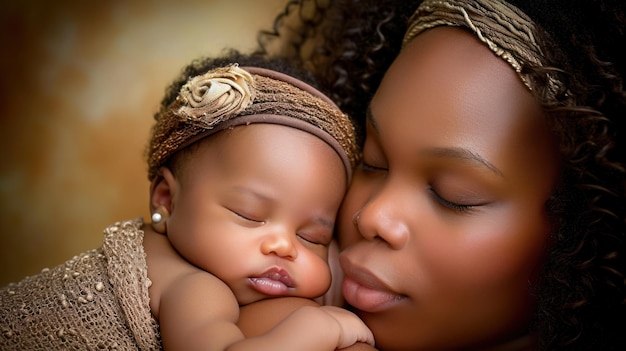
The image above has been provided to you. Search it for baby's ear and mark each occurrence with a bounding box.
[149,167,177,213]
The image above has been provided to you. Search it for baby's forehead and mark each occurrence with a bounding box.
[178,122,347,173]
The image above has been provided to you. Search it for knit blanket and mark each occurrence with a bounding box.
[0,218,161,350]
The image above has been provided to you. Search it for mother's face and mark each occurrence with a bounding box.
[338,27,561,350]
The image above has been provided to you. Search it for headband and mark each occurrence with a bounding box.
[146,64,359,182]
[403,0,563,99]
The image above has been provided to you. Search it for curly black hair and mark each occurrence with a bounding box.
[258,0,626,349]
[256,0,416,142]
[508,1,626,349]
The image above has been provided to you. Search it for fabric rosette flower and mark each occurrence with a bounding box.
[175,65,255,127]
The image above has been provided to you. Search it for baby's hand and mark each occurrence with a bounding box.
[319,305,375,349]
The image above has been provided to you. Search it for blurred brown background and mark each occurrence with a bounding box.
[0,0,288,286]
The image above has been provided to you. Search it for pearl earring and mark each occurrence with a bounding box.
[151,205,169,234]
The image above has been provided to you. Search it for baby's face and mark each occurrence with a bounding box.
[165,124,346,305]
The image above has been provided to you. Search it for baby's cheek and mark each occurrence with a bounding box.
[300,253,332,298]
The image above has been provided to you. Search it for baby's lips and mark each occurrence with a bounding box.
[257,267,294,288]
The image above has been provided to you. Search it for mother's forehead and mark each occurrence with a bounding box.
[379,26,525,104]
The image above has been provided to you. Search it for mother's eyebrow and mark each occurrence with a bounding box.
[367,105,502,177]
[423,147,503,177]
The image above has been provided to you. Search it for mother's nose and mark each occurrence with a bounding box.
[354,188,410,250]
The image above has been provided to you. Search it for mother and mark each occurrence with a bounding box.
[242,0,626,349]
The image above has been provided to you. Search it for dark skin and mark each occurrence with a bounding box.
[238,298,376,350]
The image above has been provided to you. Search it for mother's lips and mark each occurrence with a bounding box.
[339,255,406,312]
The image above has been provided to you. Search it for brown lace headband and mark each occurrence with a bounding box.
[403,0,563,99]
[146,64,359,182]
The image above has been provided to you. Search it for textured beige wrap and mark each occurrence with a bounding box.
[0,218,161,350]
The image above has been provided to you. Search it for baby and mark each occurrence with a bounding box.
[0,53,373,350]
